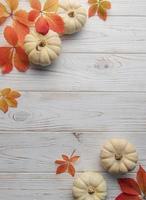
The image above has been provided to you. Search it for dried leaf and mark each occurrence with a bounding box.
[0,88,21,113]
[35,16,50,35]
[118,178,141,196]
[55,151,80,177]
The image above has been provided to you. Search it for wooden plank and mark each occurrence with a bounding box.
[0,172,126,200]
[0,131,145,173]
[0,92,146,132]
[1,54,146,92]
[0,17,146,53]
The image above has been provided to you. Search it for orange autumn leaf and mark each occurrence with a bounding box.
[88,0,111,21]
[35,16,50,35]
[137,166,146,196]
[0,26,29,74]
[0,0,29,44]
[0,88,21,113]
[28,0,64,34]
[55,150,80,177]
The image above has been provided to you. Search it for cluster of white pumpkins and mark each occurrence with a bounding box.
[24,0,87,67]
[73,138,138,200]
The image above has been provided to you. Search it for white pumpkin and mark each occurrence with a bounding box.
[59,0,87,34]
[100,139,138,174]
[24,30,61,66]
[73,172,107,200]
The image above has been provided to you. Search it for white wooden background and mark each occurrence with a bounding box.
[0,0,146,199]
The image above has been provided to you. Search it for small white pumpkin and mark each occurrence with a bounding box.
[73,172,107,200]
[24,30,61,66]
[59,0,87,34]
[100,138,138,174]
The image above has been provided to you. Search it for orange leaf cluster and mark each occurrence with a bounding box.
[116,166,146,200]
[88,0,111,21]
[0,0,29,44]
[28,0,64,35]
[55,150,80,177]
[0,88,21,113]
[0,26,29,73]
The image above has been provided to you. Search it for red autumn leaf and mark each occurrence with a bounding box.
[116,193,141,200]
[29,0,41,10]
[28,9,40,22]
[118,178,141,196]
[0,0,29,44]
[55,151,80,177]
[0,26,29,74]
[46,13,64,33]
[28,0,64,34]
[56,164,68,174]
[68,163,75,177]
[137,166,146,195]
[4,26,18,46]
[88,0,111,21]
[35,16,50,35]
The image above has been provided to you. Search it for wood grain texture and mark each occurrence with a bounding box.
[1,17,146,53]
[0,92,146,132]
[0,54,146,92]
[0,0,146,199]
[0,172,137,200]
[0,131,145,173]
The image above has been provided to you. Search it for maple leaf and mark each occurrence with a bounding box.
[55,150,80,177]
[28,0,64,34]
[115,165,146,200]
[0,88,21,113]
[0,0,29,44]
[88,0,111,21]
[0,26,29,74]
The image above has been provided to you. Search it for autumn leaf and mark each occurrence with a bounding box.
[137,166,146,196]
[116,193,141,200]
[88,0,111,21]
[0,26,29,74]
[55,150,80,177]
[118,178,141,196]
[0,0,29,44]
[28,0,64,34]
[115,165,146,200]
[35,16,50,35]
[0,88,21,113]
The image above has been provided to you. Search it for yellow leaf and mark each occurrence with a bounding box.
[6,0,19,12]
[1,88,11,96]
[43,0,59,12]
[0,98,8,113]
[6,98,17,107]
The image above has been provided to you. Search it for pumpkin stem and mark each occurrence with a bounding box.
[39,40,46,47]
[68,10,75,17]
[88,186,95,195]
[115,153,123,160]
